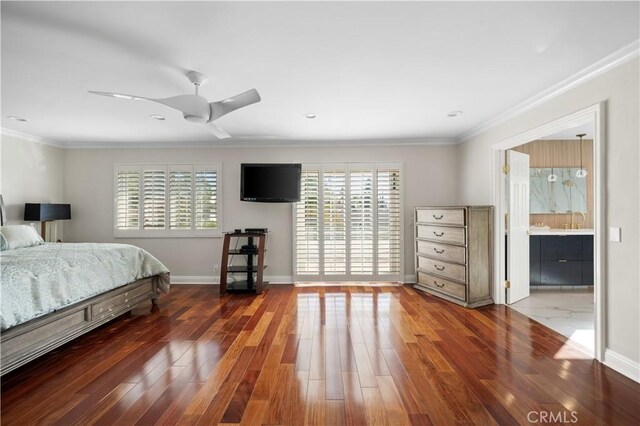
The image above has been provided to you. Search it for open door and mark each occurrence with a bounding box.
[506,150,530,304]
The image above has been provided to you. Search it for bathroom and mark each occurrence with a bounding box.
[510,124,595,354]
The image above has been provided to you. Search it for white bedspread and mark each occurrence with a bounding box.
[0,243,170,330]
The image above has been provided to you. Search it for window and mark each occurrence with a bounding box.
[294,163,403,281]
[114,163,221,237]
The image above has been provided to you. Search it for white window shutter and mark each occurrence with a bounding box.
[323,168,347,275]
[195,167,218,230]
[169,167,193,230]
[350,168,374,275]
[293,163,402,281]
[377,168,401,274]
[115,168,140,230]
[142,169,166,229]
[295,170,321,275]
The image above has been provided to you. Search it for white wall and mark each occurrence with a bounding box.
[457,59,640,366]
[0,133,66,238]
[63,144,459,280]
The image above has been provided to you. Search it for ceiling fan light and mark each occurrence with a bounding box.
[547,173,558,183]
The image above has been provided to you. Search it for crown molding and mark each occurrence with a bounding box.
[458,38,640,143]
[0,127,66,148]
[61,137,457,149]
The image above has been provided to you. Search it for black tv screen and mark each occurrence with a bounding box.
[241,163,301,202]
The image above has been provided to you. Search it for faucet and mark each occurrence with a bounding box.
[571,211,586,229]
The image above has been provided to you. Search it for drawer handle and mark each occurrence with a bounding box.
[433,248,445,254]
[559,259,568,263]
[433,231,444,237]
[434,265,446,271]
[434,281,445,288]
[433,214,444,220]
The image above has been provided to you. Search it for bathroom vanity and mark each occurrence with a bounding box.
[529,229,594,286]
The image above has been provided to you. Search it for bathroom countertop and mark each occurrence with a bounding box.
[529,228,594,236]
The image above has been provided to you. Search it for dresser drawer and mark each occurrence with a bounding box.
[417,256,466,283]
[416,240,466,264]
[417,272,466,300]
[416,225,466,245]
[416,208,465,226]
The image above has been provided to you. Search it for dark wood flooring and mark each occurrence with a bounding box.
[1,285,638,425]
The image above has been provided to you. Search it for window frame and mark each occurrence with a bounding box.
[113,163,222,238]
[292,162,404,282]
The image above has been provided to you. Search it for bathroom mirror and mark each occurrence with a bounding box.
[530,168,587,213]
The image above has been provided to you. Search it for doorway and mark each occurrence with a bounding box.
[490,103,604,360]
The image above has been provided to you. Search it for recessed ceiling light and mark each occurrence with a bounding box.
[447,110,463,117]
[150,114,165,121]
[305,113,317,119]
[6,115,27,122]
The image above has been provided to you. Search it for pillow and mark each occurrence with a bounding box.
[0,225,44,250]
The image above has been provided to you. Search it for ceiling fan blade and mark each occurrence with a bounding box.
[153,95,210,119]
[88,91,149,101]
[209,89,261,121]
[206,121,231,139]
[89,91,210,120]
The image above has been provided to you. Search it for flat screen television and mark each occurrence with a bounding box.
[241,163,301,202]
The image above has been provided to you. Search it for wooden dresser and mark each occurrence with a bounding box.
[414,206,493,308]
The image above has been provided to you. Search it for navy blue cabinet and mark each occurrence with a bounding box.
[530,236,541,286]
[530,235,593,286]
[541,235,583,260]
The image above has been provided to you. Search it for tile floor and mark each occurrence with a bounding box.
[510,287,594,354]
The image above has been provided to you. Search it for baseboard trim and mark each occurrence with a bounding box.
[603,349,640,383]
[170,275,294,285]
[404,274,416,284]
[170,276,218,284]
[171,275,416,285]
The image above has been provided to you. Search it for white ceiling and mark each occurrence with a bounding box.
[1,1,638,146]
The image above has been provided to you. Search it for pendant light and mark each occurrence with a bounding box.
[576,133,588,178]
[548,167,558,182]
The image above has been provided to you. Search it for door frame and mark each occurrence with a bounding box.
[490,102,605,361]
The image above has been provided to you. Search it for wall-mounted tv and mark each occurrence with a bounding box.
[241,163,301,203]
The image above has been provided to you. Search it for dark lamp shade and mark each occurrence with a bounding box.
[24,203,71,221]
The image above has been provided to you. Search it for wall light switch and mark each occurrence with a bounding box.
[609,227,621,242]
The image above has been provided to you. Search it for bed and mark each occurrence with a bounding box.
[0,196,170,375]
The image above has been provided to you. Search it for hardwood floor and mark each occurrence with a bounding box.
[1,285,638,425]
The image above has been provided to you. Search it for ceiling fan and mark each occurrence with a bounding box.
[89,71,261,139]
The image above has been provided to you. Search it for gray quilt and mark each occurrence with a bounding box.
[0,243,170,330]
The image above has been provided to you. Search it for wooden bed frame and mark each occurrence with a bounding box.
[0,195,161,376]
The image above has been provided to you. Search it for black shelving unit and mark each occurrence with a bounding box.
[219,232,268,295]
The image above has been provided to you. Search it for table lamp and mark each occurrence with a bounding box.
[24,203,71,241]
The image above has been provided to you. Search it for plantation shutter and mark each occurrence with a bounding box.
[295,169,321,275]
[377,168,401,274]
[323,168,347,275]
[142,169,166,229]
[115,167,140,230]
[169,167,193,230]
[293,163,402,281]
[350,168,374,275]
[195,167,218,230]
